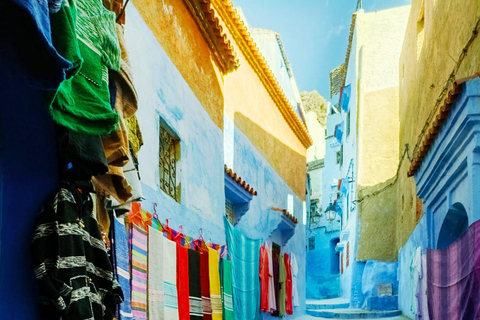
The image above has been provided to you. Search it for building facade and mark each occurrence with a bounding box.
[319,5,410,309]
[396,1,480,318]
[0,0,312,318]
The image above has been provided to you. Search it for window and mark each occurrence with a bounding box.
[225,201,235,224]
[308,237,315,250]
[347,111,351,137]
[159,123,180,201]
[330,238,340,274]
[336,145,343,166]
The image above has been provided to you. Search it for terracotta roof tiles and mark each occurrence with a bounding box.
[270,207,298,224]
[224,165,257,195]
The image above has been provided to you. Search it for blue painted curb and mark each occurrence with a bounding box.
[306,309,402,319]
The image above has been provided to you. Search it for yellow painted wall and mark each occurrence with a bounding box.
[354,6,410,261]
[219,18,307,200]
[396,0,480,250]
[131,0,224,129]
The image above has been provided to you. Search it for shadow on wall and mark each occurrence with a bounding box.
[233,112,306,201]
[306,229,341,299]
[356,177,400,262]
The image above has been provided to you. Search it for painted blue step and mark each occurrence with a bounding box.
[306,298,350,310]
[306,308,402,319]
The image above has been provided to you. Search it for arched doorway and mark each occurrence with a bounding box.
[330,237,340,274]
[437,203,468,249]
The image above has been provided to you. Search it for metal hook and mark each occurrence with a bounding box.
[152,203,159,220]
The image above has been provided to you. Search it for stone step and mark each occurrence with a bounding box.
[306,298,350,310]
[306,308,402,319]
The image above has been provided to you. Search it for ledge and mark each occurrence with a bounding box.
[269,207,297,246]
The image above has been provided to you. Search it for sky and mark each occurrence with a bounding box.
[233,0,412,101]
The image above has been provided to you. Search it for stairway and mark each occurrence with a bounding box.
[305,298,404,319]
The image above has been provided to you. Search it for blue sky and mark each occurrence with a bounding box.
[233,0,411,100]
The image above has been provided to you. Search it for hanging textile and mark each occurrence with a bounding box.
[418,253,429,320]
[259,245,269,312]
[200,251,213,320]
[224,216,261,320]
[131,224,148,320]
[221,258,234,320]
[278,254,286,317]
[49,0,121,135]
[410,247,422,316]
[284,253,293,315]
[178,243,191,320]
[188,249,203,320]
[208,247,222,320]
[427,219,480,320]
[164,238,179,319]
[266,242,277,313]
[291,253,299,307]
[272,253,280,317]
[128,202,151,231]
[0,0,72,89]
[56,126,109,177]
[114,215,134,320]
[31,181,123,319]
[148,226,164,319]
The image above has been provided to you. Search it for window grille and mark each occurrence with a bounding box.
[226,201,235,223]
[159,125,179,200]
[336,145,343,166]
[347,111,351,137]
[308,237,315,250]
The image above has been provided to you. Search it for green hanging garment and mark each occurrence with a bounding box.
[49,0,120,135]
[221,258,234,320]
[279,253,286,317]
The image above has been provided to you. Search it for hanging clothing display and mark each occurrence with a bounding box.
[114,215,134,320]
[272,253,280,317]
[31,181,123,320]
[148,226,164,319]
[266,242,277,313]
[49,0,121,135]
[208,247,223,320]
[164,238,179,319]
[178,243,191,320]
[224,216,261,320]
[131,224,148,320]
[291,253,299,307]
[56,126,109,177]
[0,0,72,89]
[188,249,203,320]
[418,253,429,320]
[284,253,293,315]
[221,258,234,320]
[259,244,269,312]
[200,250,213,320]
[278,254,286,317]
[427,219,480,320]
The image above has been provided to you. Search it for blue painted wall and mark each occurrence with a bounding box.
[397,78,480,319]
[415,78,480,249]
[127,5,308,318]
[306,227,340,299]
[0,69,59,318]
[125,5,227,244]
[224,115,308,318]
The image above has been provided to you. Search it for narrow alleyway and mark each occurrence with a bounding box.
[1,0,480,319]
